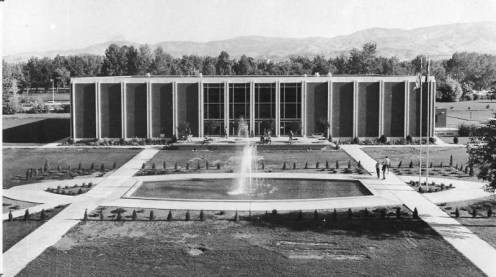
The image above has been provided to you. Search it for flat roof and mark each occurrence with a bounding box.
[71,75,436,84]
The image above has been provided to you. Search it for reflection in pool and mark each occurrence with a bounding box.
[131,178,371,200]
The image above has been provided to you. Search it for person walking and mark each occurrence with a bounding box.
[375,161,381,179]
[382,162,387,180]
[385,156,391,174]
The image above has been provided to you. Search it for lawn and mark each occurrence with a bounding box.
[17,208,484,277]
[2,148,141,189]
[2,197,39,214]
[362,146,476,179]
[436,100,496,128]
[3,113,70,130]
[439,195,496,249]
[146,148,357,174]
[3,205,67,252]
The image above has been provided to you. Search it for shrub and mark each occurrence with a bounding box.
[304,161,308,169]
[82,209,87,221]
[398,161,402,168]
[8,210,13,221]
[206,161,209,169]
[488,207,493,218]
[163,161,166,169]
[357,161,362,168]
[453,136,459,144]
[347,208,353,219]
[472,209,477,218]
[272,209,278,216]
[469,166,474,176]
[175,162,178,170]
[378,135,387,144]
[197,160,201,169]
[347,160,351,169]
[293,162,296,170]
[149,210,155,221]
[297,210,303,221]
[314,210,319,220]
[413,208,419,219]
[409,161,413,168]
[353,137,360,144]
[282,161,287,170]
[185,210,190,221]
[152,163,156,169]
[186,163,190,170]
[113,162,117,169]
[100,211,104,221]
[455,208,460,218]
[429,137,436,144]
[24,209,30,221]
[132,210,137,221]
[200,210,205,221]
[78,188,83,194]
[217,163,221,170]
[449,155,453,166]
[332,209,337,221]
[90,162,94,170]
[315,161,320,169]
[335,160,339,169]
[380,209,386,219]
[406,135,413,144]
[40,209,47,220]
[233,210,239,222]
[100,163,105,171]
[167,210,172,221]
[396,207,401,219]
[116,211,122,221]
[325,160,329,169]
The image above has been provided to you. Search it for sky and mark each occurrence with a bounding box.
[2,0,496,56]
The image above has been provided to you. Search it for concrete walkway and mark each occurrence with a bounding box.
[341,145,496,277]
[2,148,160,277]
[398,175,493,204]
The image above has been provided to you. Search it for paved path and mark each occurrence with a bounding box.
[341,145,496,277]
[2,148,160,277]
[398,175,492,204]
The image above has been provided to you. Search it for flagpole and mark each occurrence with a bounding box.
[419,59,423,188]
[426,58,431,187]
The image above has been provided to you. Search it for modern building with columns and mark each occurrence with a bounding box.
[70,75,435,140]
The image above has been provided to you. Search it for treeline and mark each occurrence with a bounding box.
[3,42,496,101]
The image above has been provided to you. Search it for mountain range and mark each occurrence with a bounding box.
[4,21,496,63]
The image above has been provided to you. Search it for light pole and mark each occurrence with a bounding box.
[50,78,55,104]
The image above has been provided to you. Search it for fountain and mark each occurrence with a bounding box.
[228,143,256,195]
[237,116,249,138]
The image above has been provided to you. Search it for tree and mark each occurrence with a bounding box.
[101,44,128,76]
[467,120,496,190]
[216,51,232,75]
[347,42,379,74]
[233,55,254,75]
[437,77,463,102]
[136,45,154,75]
[150,47,173,75]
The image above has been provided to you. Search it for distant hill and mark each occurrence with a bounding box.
[4,21,496,62]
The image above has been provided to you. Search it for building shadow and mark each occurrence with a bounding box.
[3,118,70,143]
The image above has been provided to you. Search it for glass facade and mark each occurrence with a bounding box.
[203,83,224,136]
[280,83,302,136]
[254,83,276,136]
[229,83,250,136]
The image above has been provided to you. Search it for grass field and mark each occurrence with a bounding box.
[148,149,354,173]
[2,197,39,214]
[17,209,484,277]
[3,113,70,130]
[362,146,476,180]
[436,100,496,128]
[3,205,66,252]
[2,148,140,189]
[439,195,496,249]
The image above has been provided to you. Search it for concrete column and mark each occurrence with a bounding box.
[352,81,358,138]
[71,82,76,139]
[224,81,229,137]
[250,81,255,136]
[198,81,204,137]
[275,81,281,137]
[146,81,152,138]
[121,81,126,138]
[328,80,332,137]
[301,81,306,137]
[95,81,101,139]
[431,81,436,136]
[379,80,384,136]
[172,81,177,136]
[404,81,410,137]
